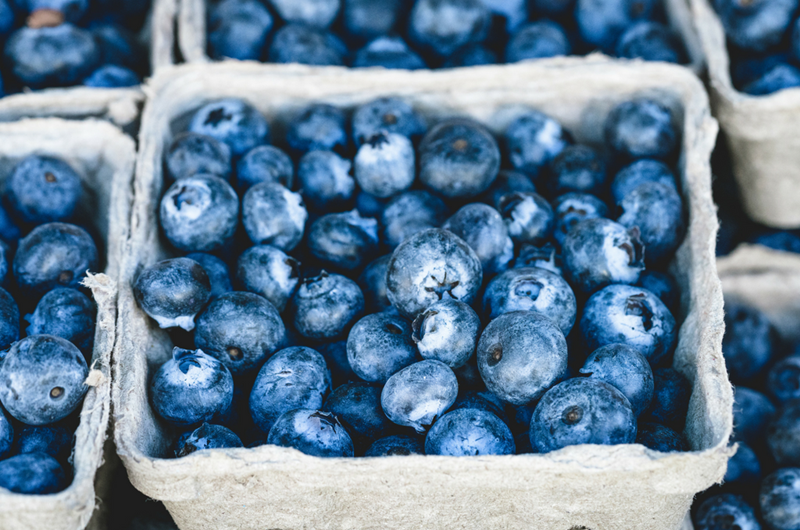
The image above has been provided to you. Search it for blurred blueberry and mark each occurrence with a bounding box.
[237,145,293,191]
[722,299,776,383]
[365,434,424,456]
[353,36,427,69]
[0,0,13,36]
[498,191,554,245]
[694,494,760,530]
[0,407,11,459]
[175,423,243,457]
[355,191,386,218]
[530,0,575,15]
[752,230,800,253]
[381,190,448,249]
[267,409,354,457]
[732,51,793,88]
[381,360,458,433]
[242,182,307,251]
[5,155,81,225]
[412,299,480,369]
[83,65,139,88]
[481,170,537,210]
[724,442,762,486]
[644,367,690,430]
[767,355,800,404]
[237,245,299,312]
[635,422,687,451]
[133,258,211,331]
[615,22,685,63]
[346,312,417,383]
[579,343,654,416]
[15,426,72,462]
[443,43,498,67]
[575,0,656,51]
[617,182,685,264]
[743,63,800,95]
[443,203,513,273]
[357,255,391,312]
[547,145,607,197]
[0,453,66,494]
[186,253,233,300]
[207,0,273,61]
[343,0,402,39]
[733,386,776,445]
[506,21,571,63]
[714,0,797,52]
[611,159,677,204]
[354,132,415,198]
[604,98,678,162]
[450,390,510,425]
[317,340,357,387]
[268,0,340,28]
[287,104,348,155]
[425,408,515,456]
[0,287,18,351]
[297,150,355,210]
[504,110,570,180]
[268,23,347,66]
[552,192,609,247]
[0,203,21,243]
[25,287,95,352]
[26,0,88,21]
[165,132,232,182]
[323,382,393,452]
[767,399,800,466]
[635,270,679,313]
[189,99,269,157]
[91,24,143,71]
[292,271,364,340]
[513,243,563,275]
[760,468,800,530]
[308,210,379,272]
[351,97,426,147]
[409,0,490,59]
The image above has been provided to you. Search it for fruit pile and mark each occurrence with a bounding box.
[0,155,99,494]
[134,95,691,459]
[206,0,688,68]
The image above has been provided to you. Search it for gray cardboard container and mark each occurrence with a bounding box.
[691,0,800,229]
[0,118,136,530]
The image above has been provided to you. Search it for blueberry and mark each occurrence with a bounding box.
[442,203,513,274]
[133,258,211,331]
[308,210,379,272]
[0,0,13,36]
[357,255,391,312]
[323,382,393,451]
[0,287,18,351]
[365,434,424,456]
[236,245,299,312]
[174,423,243,457]
[15,426,72,462]
[268,0,340,28]
[267,409,354,457]
[714,0,797,52]
[355,191,386,218]
[743,63,800,95]
[563,218,644,294]
[635,422,687,451]
[342,0,402,39]
[189,99,269,157]
[346,312,417,383]
[506,21,571,63]
[409,0,490,59]
[351,97,427,147]
[724,442,762,485]
[615,22,685,63]
[450,390,510,425]
[579,343,654,416]
[386,228,483,319]
[547,145,607,197]
[25,287,95,352]
[767,355,800,405]
[5,155,82,224]
[353,36,427,69]
[760,468,800,530]
[644,367,690,430]
[552,192,609,247]
[635,270,679,313]
[0,335,88,425]
[292,271,364,340]
[83,65,139,88]
[195,291,286,376]
[694,494,760,530]
[531,378,637,453]
[381,360,458,433]
[731,51,793,88]
[0,453,66,494]
[14,222,98,295]
[617,182,685,264]
[268,23,347,66]
[722,299,776,383]
[150,347,234,428]
[575,0,656,51]
[733,386,776,445]
[27,0,88,21]
[604,98,679,162]
[0,203,21,243]
[443,43,498,67]
[498,191,555,245]
[767,399,800,466]
[297,150,356,210]
[425,408,515,456]
[317,340,357,387]
[581,285,677,366]
[287,104,348,155]
[752,230,800,253]
[412,299,480,369]
[242,182,307,251]
[0,407,11,459]
[611,159,677,204]
[513,243,563,275]
[504,111,570,180]
[482,267,577,334]
[160,174,239,253]
[185,253,233,300]
[477,311,568,405]
[794,18,800,62]
[165,132,232,183]
[530,0,575,15]
[354,132,416,198]
[381,190,448,249]
[91,23,143,71]
[207,0,273,61]
[237,145,293,192]
[418,119,500,199]
[481,170,537,210]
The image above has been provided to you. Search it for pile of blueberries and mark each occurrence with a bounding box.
[691,300,800,530]
[0,155,100,494]
[0,0,150,95]
[135,94,691,460]
[207,0,688,69]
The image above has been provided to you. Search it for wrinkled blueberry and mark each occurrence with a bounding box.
[237,245,299,312]
[268,23,347,66]
[237,145,293,191]
[242,182,307,251]
[413,299,479,369]
[25,287,94,352]
[579,343,654,416]
[644,367,690,430]
[207,0,273,61]
[357,255,391,312]
[5,155,81,225]
[351,97,427,147]
[760,467,800,530]
[165,132,232,182]
[694,494,760,530]
[425,408,515,456]
[346,312,417,383]
[381,190,448,249]
[133,258,211,331]
[365,434,424,456]
[267,409,354,457]
[0,453,66,494]
[635,422,687,451]
[292,271,364,340]
[308,210,379,272]
[722,299,776,383]
[175,423,243,457]
[354,132,415,198]
[767,399,800,466]
[297,150,355,210]
[189,99,269,157]
[323,382,393,451]
[381,360,458,433]
[353,36,426,69]
[185,253,233,300]
[409,0,490,58]
[552,192,609,247]
[605,98,678,162]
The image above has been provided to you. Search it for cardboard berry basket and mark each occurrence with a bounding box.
[0,118,135,530]
[113,58,731,530]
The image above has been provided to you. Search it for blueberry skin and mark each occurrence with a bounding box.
[552,192,609,247]
[618,182,685,264]
[357,191,386,221]
[635,422,687,451]
[242,182,307,251]
[0,0,13,36]
[694,494,760,530]
[531,0,576,15]
[267,409,354,457]
[714,0,797,52]
[443,43,498,67]
[381,360,458,433]
[150,347,234,428]
[14,222,98,296]
[731,51,793,88]
[611,159,677,204]
[575,0,656,51]
[498,192,554,245]
[443,203,514,274]
[767,355,800,404]
[83,65,139,88]
[287,104,347,155]
[297,150,356,210]
[752,230,800,253]
[0,203,21,243]
[307,210,379,272]
[25,287,95,352]
[531,378,637,453]
[0,287,18,351]
[165,133,232,183]
[604,99,679,162]
[504,111,570,180]
[175,423,243,457]
[733,386,776,445]
[413,299,480,369]
[249,346,331,434]
[743,63,800,95]
[477,311,568,405]
[207,0,274,61]
[506,21,571,63]
[346,312,417,383]
[323,382,393,451]
[381,191,449,249]
[5,155,82,224]
[0,407,11,459]
[268,0,340,29]
[760,468,800,530]
[767,399,800,466]
[635,271,679,314]
[615,22,685,63]
[0,335,88,425]
[579,343,654,416]
[408,0,490,58]
[722,299,776,383]
[563,218,645,294]
[343,0,402,39]
[317,340,357,387]
[418,119,500,199]
[195,291,287,376]
[513,243,563,275]
[90,23,144,72]
[481,170,537,210]
[189,99,269,157]
[268,23,347,66]
[644,367,690,430]
[386,228,483,319]
[354,132,416,198]
[365,434,424,456]
[237,245,299,312]
[357,255,391,312]
[581,285,677,366]
[292,271,364,340]
[547,145,607,197]
[351,97,427,147]
[237,145,293,192]
[0,453,66,494]
[185,253,233,300]
[353,37,427,70]
[425,408,515,456]
[482,267,577,334]
[15,426,72,462]
[133,258,211,331]
[724,442,761,485]
[450,390,510,425]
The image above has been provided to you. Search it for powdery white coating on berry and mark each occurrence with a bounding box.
[409,0,489,57]
[153,314,198,331]
[501,192,554,244]
[162,349,223,388]
[491,235,515,272]
[505,111,570,177]
[354,133,415,198]
[443,203,514,274]
[602,224,642,283]
[283,186,309,229]
[269,0,340,29]
[298,150,355,207]
[413,299,480,369]
[341,209,379,243]
[242,182,307,251]
[381,360,458,433]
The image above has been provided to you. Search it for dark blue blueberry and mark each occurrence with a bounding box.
[504,110,570,180]
[83,65,139,88]
[477,311,568,405]
[635,422,687,451]
[354,132,415,198]
[615,22,685,63]
[386,228,482,319]
[346,312,416,383]
[635,270,679,313]
[342,0,402,39]
[733,386,776,445]
[644,367,690,430]
[760,468,800,530]
[357,255,391,312]
[563,218,645,294]
[165,133,232,183]
[236,245,299,312]
[185,253,233,300]
[355,191,386,218]
[443,203,513,273]
[381,360,458,433]
[794,17,800,62]
[287,104,347,155]
[195,291,286,376]
[617,181,685,264]
[0,407,11,459]
[530,0,575,15]
[0,203,21,243]
[14,222,98,295]
[694,494,760,530]
[412,299,480,369]
[581,285,677,366]
[482,267,576,334]
[242,182,307,251]
[452,359,484,391]
[91,24,143,71]
[752,230,800,253]
[323,382,393,452]
[547,145,607,197]
[443,43,498,67]
[0,0,13,36]
[297,150,356,210]
[714,0,797,52]
[732,51,793,88]
[724,442,761,485]
[575,0,656,51]
[450,390,510,425]
[269,0,340,28]
[249,346,331,433]
[268,23,347,66]
[743,63,800,95]
[267,409,354,457]
[531,378,636,453]
[365,434,424,456]
[353,37,427,69]
[5,155,81,225]
[133,258,211,331]
[308,210,379,272]
[481,0,527,32]
[498,191,554,245]
[27,0,88,21]
[0,335,88,425]
[15,426,72,462]
[207,0,273,61]
[0,287,18,351]
[381,190,448,249]
[481,170,537,210]
[722,298,776,383]
[506,21,571,63]
[552,192,609,247]
[351,97,426,147]
[611,159,677,204]
[0,453,66,494]
[604,98,678,162]
[160,174,239,253]
[767,355,800,404]
[425,408,515,456]
[317,340,357,387]
[292,271,364,340]
[767,399,800,466]
[579,343,654,416]
[150,347,234,428]
[25,287,95,352]
[174,423,243,457]
[408,0,490,58]
[237,145,293,191]
[513,243,563,275]
[189,99,269,157]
